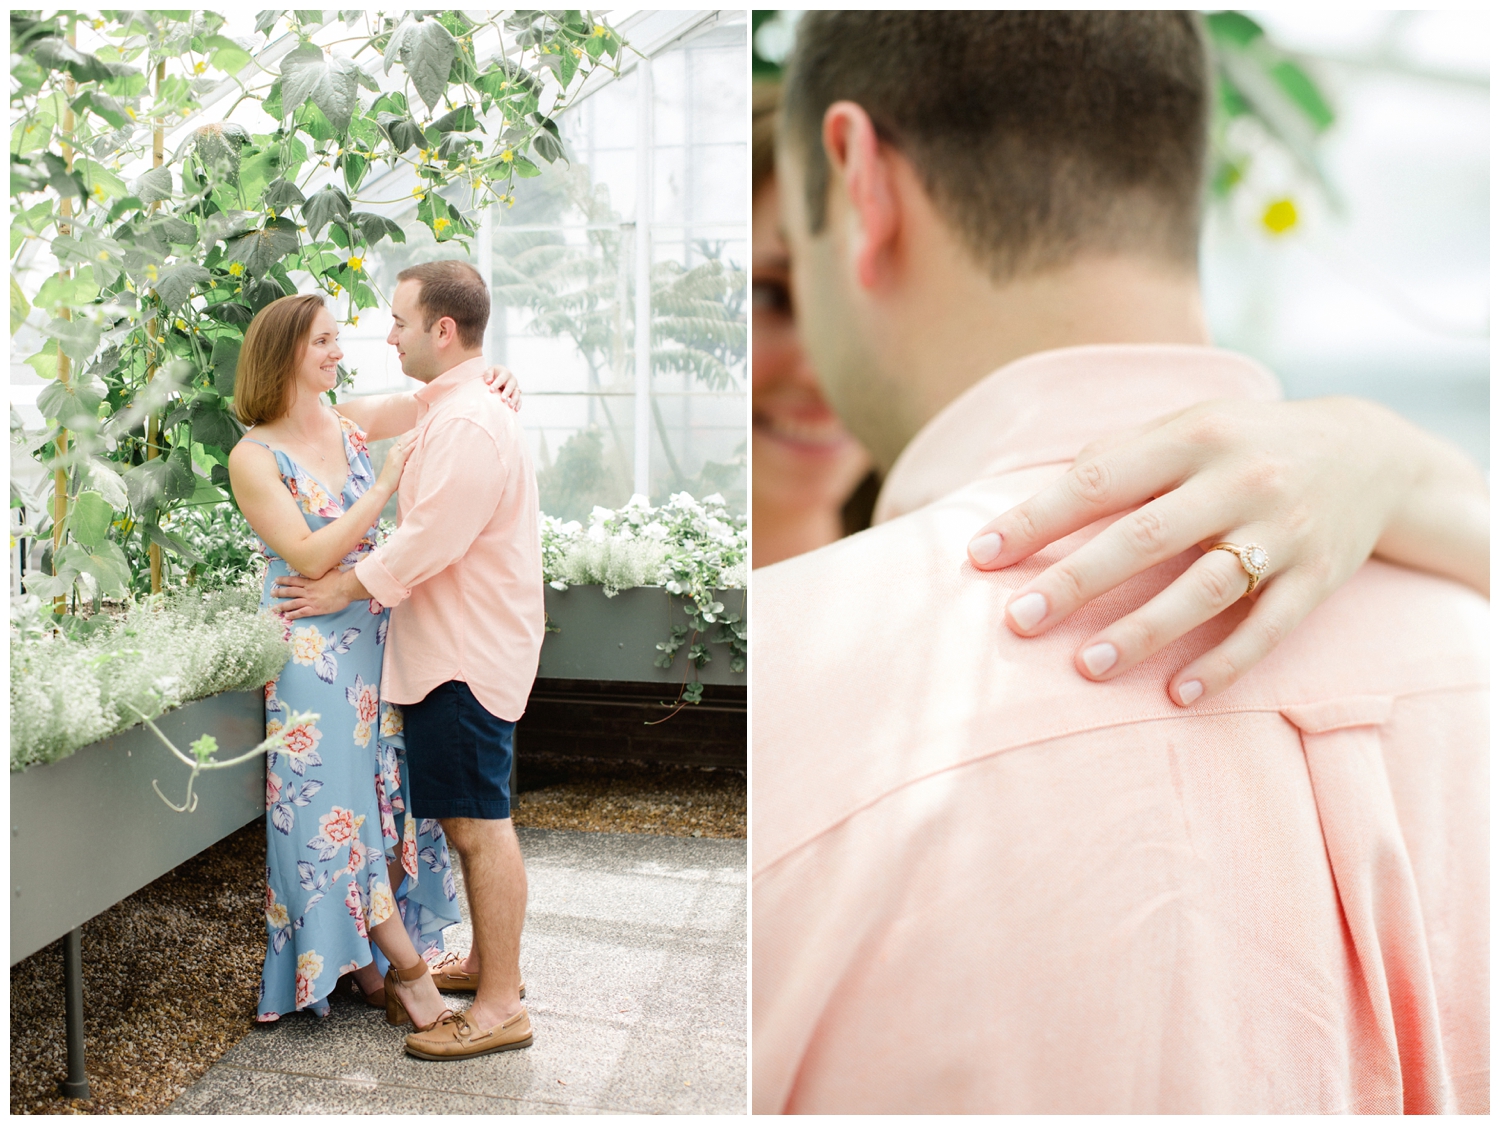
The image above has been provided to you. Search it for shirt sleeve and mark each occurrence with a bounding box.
[354,415,511,607]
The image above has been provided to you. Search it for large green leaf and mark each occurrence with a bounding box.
[210,335,241,395]
[123,452,197,511]
[203,33,252,75]
[156,216,199,246]
[86,458,130,510]
[279,43,359,134]
[68,490,114,549]
[376,111,424,153]
[46,315,101,361]
[302,185,351,238]
[31,36,113,84]
[387,16,457,113]
[153,262,210,312]
[187,393,243,451]
[350,211,405,247]
[144,521,206,565]
[132,165,173,204]
[432,105,477,134]
[74,156,127,202]
[11,276,30,335]
[263,177,307,211]
[226,217,300,277]
[34,270,99,312]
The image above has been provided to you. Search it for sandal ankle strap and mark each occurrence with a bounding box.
[390,958,429,984]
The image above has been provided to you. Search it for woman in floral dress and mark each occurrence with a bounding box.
[227,294,515,1026]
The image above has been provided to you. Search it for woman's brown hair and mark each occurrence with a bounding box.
[232,294,327,425]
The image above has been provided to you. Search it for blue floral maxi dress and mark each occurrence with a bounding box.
[246,415,460,1020]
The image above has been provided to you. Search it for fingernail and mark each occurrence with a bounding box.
[968,532,1002,566]
[1081,643,1118,677]
[1176,680,1204,706]
[1007,591,1047,631]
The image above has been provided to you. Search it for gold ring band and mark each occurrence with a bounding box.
[1208,542,1270,597]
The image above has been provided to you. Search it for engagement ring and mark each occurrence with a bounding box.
[1209,542,1270,597]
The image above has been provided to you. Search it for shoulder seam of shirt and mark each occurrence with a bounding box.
[752,678,1488,880]
[424,411,507,450]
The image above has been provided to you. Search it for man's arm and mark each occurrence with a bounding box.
[271,415,511,617]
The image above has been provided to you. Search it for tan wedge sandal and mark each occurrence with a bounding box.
[384,959,449,1032]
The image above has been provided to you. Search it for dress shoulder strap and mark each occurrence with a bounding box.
[239,435,272,449]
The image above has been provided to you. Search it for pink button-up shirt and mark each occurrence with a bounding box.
[354,356,544,721]
[752,345,1487,1114]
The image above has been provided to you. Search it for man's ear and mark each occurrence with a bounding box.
[434,315,458,348]
[822,101,899,291]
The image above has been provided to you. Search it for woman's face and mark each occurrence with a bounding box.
[295,307,343,397]
[752,177,870,514]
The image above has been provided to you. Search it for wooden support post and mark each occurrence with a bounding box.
[51,23,78,612]
[146,59,166,594]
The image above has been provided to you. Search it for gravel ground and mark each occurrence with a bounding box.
[9,760,746,1115]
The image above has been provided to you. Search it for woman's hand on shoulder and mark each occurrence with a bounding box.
[965,397,1479,707]
[481,365,521,411]
[376,430,417,495]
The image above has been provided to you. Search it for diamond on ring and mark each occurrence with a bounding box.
[1209,542,1270,597]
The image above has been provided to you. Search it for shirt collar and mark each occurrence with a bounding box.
[413,355,489,408]
[874,344,1283,524]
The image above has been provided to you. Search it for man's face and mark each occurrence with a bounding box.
[776,141,890,464]
[387,279,442,383]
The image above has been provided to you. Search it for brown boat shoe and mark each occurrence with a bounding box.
[404,1007,533,1060]
[430,952,524,998]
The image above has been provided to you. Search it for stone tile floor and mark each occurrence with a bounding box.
[167,829,747,1115]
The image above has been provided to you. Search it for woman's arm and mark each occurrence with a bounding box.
[334,366,522,440]
[333,393,419,441]
[228,432,415,581]
[965,396,1488,706]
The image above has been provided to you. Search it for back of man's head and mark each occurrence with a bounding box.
[782,11,1210,282]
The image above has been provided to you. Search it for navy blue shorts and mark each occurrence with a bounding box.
[401,680,514,820]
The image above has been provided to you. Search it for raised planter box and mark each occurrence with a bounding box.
[539,585,746,685]
[10,688,266,966]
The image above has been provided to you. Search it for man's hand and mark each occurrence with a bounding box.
[272,569,368,619]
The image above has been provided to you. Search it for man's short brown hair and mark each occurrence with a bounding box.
[396,259,490,348]
[782,11,1210,280]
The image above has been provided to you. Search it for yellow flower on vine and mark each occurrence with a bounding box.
[350,315,359,326]
[174,318,187,331]
[432,217,450,234]
[572,47,583,58]
[347,256,363,272]
[227,262,244,277]
[505,194,516,208]
[91,17,104,28]
[1262,198,1298,235]
[126,107,137,121]
[97,251,110,262]
[193,61,206,74]
[145,264,159,281]
[500,148,514,163]
[418,148,431,161]
[412,187,425,199]
[592,24,606,36]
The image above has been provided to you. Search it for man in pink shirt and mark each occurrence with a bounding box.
[754,12,1486,1113]
[278,260,544,1060]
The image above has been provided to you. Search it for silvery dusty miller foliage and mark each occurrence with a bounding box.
[542,492,748,686]
[10,586,290,771]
